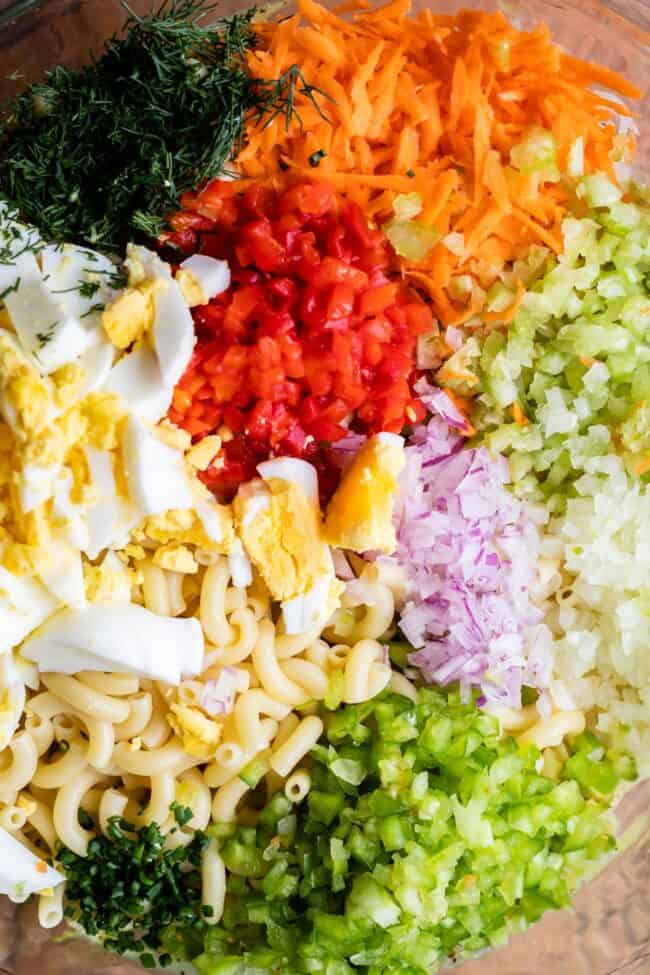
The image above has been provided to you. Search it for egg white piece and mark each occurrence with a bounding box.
[40,243,118,320]
[83,448,123,559]
[125,244,172,282]
[281,576,334,635]
[195,498,226,543]
[3,251,104,374]
[51,470,89,552]
[22,602,204,684]
[0,566,59,656]
[0,650,38,692]
[38,543,86,610]
[76,340,115,398]
[152,278,196,388]
[0,827,64,902]
[121,414,194,517]
[228,538,253,588]
[180,254,231,303]
[19,461,62,514]
[257,457,319,506]
[104,344,173,423]
[0,683,25,752]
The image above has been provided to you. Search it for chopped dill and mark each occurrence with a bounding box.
[35,322,57,348]
[0,0,332,252]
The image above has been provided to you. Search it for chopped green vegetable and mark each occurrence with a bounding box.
[447,182,650,507]
[59,814,208,967]
[176,688,625,975]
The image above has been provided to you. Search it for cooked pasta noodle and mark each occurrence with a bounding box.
[138,771,175,827]
[167,571,187,617]
[32,740,88,790]
[252,620,309,707]
[53,770,106,856]
[234,690,291,755]
[270,716,323,778]
[78,673,140,696]
[200,560,233,646]
[41,674,130,724]
[285,769,311,803]
[281,658,329,700]
[202,840,226,924]
[211,776,249,823]
[26,797,57,852]
[98,789,129,837]
[0,804,27,831]
[0,734,38,793]
[344,640,388,704]
[111,740,187,776]
[141,560,171,616]
[114,692,154,742]
[38,884,65,929]
[24,714,54,756]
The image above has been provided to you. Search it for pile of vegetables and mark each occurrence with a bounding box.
[62,690,634,975]
[166,179,432,496]
[395,381,549,708]
[467,177,650,502]
[0,0,324,250]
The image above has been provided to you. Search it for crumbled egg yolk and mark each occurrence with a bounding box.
[167,702,222,759]
[324,433,405,555]
[84,558,137,603]
[186,435,222,471]
[175,268,207,308]
[152,543,199,574]
[101,277,165,351]
[234,477,339,604]
[144,505,233,554]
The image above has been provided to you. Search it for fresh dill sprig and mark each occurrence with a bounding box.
[0,0,332,252]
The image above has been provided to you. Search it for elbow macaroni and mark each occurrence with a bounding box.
[4,553,411,913]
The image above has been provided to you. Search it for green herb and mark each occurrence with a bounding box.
[0,276,20,303]
[35,322,57,348]
[170,801,194,827]
[173,688,629,975]
[58,815,209,966]
[308,149,327,167]
[406,168,416,177]
[0,0,331,252]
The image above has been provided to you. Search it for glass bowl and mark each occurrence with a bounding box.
[0,0,649,973]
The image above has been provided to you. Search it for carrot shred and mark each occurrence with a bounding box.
[239,0,639,324]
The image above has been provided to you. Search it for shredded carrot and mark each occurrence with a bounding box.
[36,860,48,874]
[482,281,526,325]
[635,457,650,477]
[230,0,640,324]
[512,403,529,427]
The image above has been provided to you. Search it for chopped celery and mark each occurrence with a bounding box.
[165,688,630,975]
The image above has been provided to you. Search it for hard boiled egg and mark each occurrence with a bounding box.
[234,458,343,634]
[121,414,194,517]
[0,827,63,902]
[0,565,58,656]
[22,601,204,684]
[104,344,173,423]
[324,432,405,554]
[176,254,230,307]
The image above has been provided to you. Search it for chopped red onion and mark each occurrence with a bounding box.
[201,667,238,716]
[395,381,551,708]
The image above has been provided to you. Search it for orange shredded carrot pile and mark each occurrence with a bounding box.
[237,0,640,323]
